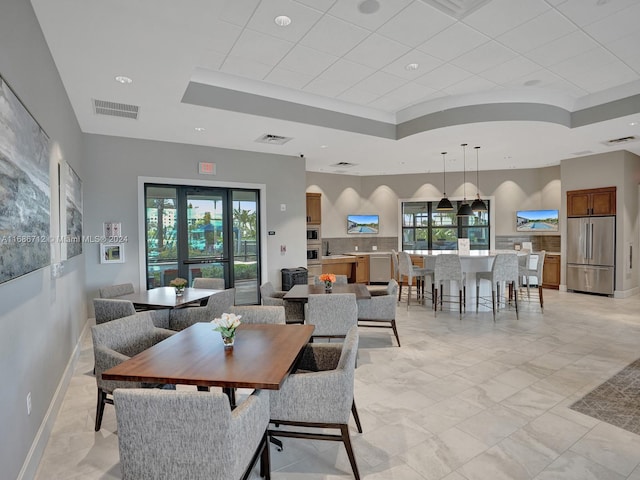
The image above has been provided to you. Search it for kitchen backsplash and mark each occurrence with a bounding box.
[323,237,398,254]
[495,235,561,252]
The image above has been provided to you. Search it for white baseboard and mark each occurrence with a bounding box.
[17,320,91,480]
[614,287,640,299]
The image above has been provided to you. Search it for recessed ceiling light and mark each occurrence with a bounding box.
[194,127,205,132]
[274,15,291,27]
[630,122,639,126]
[358,0,380,14]
[320,145,328,149]
[405,63,419,71]
[114,75,132,84]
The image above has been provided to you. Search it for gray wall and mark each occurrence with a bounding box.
[83,134,307,298]
[0,1,86,478]
[308,165,562,240]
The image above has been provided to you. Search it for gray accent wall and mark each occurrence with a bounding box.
[83,134,307,298]
[0,1,86,478]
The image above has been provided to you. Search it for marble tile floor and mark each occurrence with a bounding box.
[35,289,640,479]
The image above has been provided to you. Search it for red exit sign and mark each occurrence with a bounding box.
[198,162,216,175]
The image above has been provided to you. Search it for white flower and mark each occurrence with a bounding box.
[211,313,242,336]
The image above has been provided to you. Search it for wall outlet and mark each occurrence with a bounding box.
[372,245,377,251]
[27,392,32,415]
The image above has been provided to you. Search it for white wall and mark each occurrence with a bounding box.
[83,134,307,298]
[308,165,561,239]
[0,1,86,478]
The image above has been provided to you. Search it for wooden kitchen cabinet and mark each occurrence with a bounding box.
[542,254,560,289]
[306,193,322,224]
[355,255,369,284]
[567,187,616,216]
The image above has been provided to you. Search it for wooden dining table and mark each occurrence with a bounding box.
[283,283,372,302]
[115,286,220,309]
[102,322,314,406]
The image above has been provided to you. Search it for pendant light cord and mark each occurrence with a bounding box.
[475,146,480,196]
[461,143,467,200]
[441,152,447,195]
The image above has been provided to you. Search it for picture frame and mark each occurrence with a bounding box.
[100,243,125,264]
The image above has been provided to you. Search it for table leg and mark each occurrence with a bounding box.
[222,387,236,408]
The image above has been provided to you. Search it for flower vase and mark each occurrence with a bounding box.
[324,281,333,293]
[175,286,185,296]
[221,332,235,348]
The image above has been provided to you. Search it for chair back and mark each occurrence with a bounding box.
[192,277,224,289]
[434,254,463,284]
[114,389,269,480]
[228,305,285,324]
[528,250,546,281]
[386,278,399,296]
[307,293,357,337]
[92,312,159,359]
[397,251,415,280]
[491,254,519,284]
[93,298,136,325]
[206,288,236,318]
[99,282,134,298]
[314,274,348,285]
[260,281,276,299]
[390,249,400,280]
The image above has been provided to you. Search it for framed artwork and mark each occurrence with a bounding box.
[65,163,83,258]
[0,75,51,284]
[100,243,125,264]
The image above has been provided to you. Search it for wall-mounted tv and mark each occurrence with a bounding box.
[516,209,559,232]
[347,214,379,234]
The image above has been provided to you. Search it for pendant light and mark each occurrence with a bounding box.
[436,151,453,211]
[457,143,473,217]
[471,146,488,212]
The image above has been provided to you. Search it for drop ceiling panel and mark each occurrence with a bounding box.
[496,10,576,54]
[316,59,375,85]
[299,14,370,56]
[442,75,497,96]
[450,41,517,74]
[293,0,336,12]
[327,0,412,31]
[219,0,261,27]
[550,47,619,80]
[354,71,408,95]
[264,67,314,89]
[247,0,324,41]
[337,88,380,105]
[414,63,474,90]
[583,3,640,45]
[344,33,410,69]
[554,0,640,27]
[462,0,550,38]
[417,22,490,61]
[303,77,351,97]
[605,32,640,72]
[385,81,438,104]
[277,45,339,76]
[220,56,273,80]
[525,31,600,68]
[479,56,542,85]
[200,21,243,55]
[227,29,294,66]
[377,1,455,47]
[570,61,638,93]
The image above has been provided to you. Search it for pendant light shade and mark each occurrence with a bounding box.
[456,143,473,217]
[436,151,453,211]
[471,146,488,212]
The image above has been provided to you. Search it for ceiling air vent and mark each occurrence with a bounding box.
[419,0,494,19]
[255,134,292,145]
[330,161,357,168]
[92,99,139,119]
[571,150,594,156]
[603,135,637,146]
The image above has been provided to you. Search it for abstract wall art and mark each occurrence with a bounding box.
[65,162,82,258]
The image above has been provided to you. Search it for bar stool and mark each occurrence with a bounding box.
[433,254,465,319]
[398,251,432,309]
[476,253,519,322]
[519,250,545,312]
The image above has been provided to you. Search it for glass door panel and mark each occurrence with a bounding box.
[145,186,178,288]
[232,190,259,305]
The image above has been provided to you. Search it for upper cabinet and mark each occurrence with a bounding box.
[567,186,616,217]
[306,193,322,224]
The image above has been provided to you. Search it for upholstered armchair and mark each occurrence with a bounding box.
[93,298,136,325]
[168,288,235,331]
[114,389,270,480]
[356,279,401,346]
[260,281,303,323]
[306,293,357,340]
[91,312,175,431]
[192,277,225,289]
[229,305,286,324]
[269,326,361,479]
[98,282,134,298]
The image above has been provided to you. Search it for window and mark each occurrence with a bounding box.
[401,200,490,251]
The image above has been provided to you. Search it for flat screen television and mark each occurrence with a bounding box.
[516,209,559,232]
[347,214,379,234]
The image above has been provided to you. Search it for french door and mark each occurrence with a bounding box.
[144,184,260,304]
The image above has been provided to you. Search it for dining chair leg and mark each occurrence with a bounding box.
[491,289,496,322]
[94,389,107,432]
[340,424,361,480]
[351,400,363,433]
[458,289,462,319]
[514,281,519,320]
[390,319,401,347]
[259,431,271,479]
[433,288,438,317]
[539,285,544,312]
[476,283,480,313]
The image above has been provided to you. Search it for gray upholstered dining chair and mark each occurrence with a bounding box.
[433,254,466,319]
[229,305,286,324]
[476,253,519,321]
[93,298,136,325]
[192,277,225,289]
[98,282,135,299]
[168,288,235,331]
[114,388,271,480]
[519,250,546,312]
[397,250,433,309]
[269,325,361,480]
[91,312,175,431]
[260,281,304,323]
[305,293,357,340]
[356,279,401,346]
[314,274,348,285]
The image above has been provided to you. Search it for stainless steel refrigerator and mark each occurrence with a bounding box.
[566,216,615,295]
